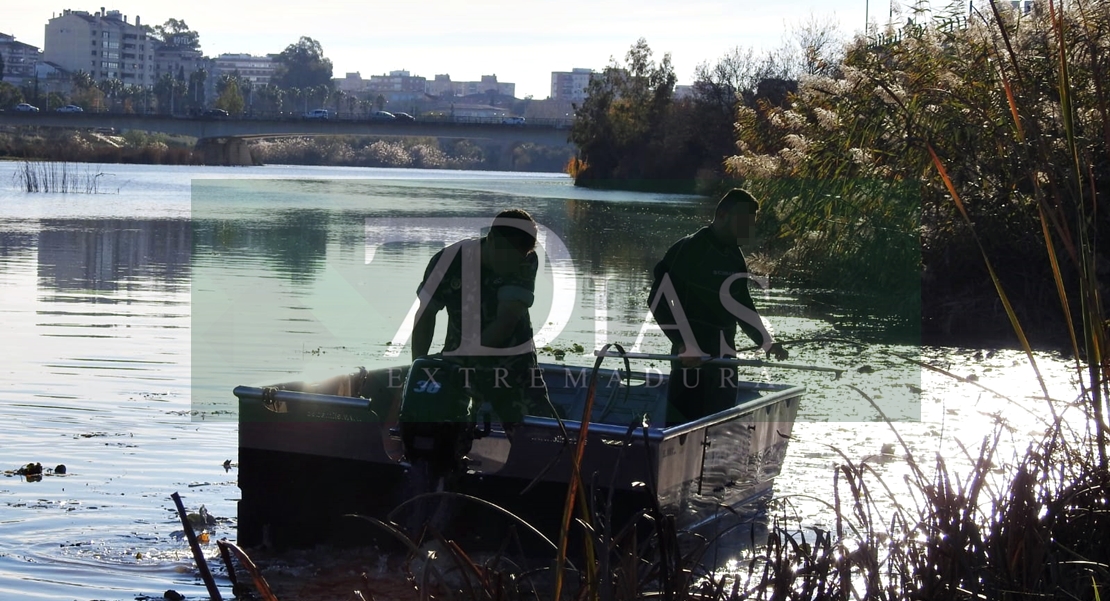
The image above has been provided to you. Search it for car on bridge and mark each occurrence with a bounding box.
[13,103,40,113]
[304,109,330,120]
[392,112,416,122]
[501,116,526,125]
[202,108,229,118]
[369,110,395,121]
[55,104,84,113]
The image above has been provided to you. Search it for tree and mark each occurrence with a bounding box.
[153,18,200,50]
[154,71,185,114]
[570,38,677,185]
[188,69,208,111]
[46,91,65,110]
[309,84,330,110]
[215,77,245,115]
[120,84,146,113]
[0,82,22,108]
[272,37,334,90]
[97,78,123,112]
[789,14,843,77]
[70,71,103,111]
[252,84,282,115]
[71,70,94,92]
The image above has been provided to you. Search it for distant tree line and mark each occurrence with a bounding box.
[569,23,840,193]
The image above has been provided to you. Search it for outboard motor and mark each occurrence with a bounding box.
[398,356,480,474]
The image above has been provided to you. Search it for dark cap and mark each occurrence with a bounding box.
[716,188,760,216]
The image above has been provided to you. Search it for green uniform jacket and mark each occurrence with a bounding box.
[648,226,771,356]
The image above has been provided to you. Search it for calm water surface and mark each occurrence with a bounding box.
[0,162,1080,600]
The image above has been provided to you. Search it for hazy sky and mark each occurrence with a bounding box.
[10,1,938,99]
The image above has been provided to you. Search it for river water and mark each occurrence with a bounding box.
[0,162,1081,600]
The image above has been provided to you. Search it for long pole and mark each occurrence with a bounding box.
[593,350,845,377]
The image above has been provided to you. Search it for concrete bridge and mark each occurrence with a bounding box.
[0,112,574,166]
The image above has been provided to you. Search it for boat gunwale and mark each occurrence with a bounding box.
[233,363,805,442]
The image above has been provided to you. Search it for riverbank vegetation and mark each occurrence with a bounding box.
[248,135,573,172]
[571,1,1108,348]
[0,129,202,165]
[0,128,573,172]
[727,1,1108,349]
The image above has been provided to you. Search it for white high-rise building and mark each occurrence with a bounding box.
[214,53,275,86]
[0,33,42,86]
[44,8,152,87]
[550,68,593,102]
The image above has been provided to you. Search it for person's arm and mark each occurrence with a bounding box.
[729,263,789,360]
[411,250,447,361]
[481,296,528,347]
[411,305,438,361]
[648,240,686,347]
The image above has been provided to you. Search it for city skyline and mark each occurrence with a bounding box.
[8,1,947,99]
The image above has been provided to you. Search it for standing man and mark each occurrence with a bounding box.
[411,208,549,432]
[648,189,788,425]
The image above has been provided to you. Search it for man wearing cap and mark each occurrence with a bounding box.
[648,188,789,425]
[411,208,549,432]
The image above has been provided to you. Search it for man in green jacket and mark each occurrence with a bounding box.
[649,188,788,425]
[411,208,549,433]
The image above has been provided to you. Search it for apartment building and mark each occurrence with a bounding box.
[550,68,593,102]
[427,74,514,99]
[214,53,275,86]
[44,8,152,87]
[335,72,368,94]
[366,70,428,103]
[153,44,208,82]
[0,33,42,86]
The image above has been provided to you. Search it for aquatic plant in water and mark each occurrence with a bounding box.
[12,160,112,194]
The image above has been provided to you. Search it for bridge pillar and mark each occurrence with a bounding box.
[196,137,256,166]
[489,142,521,171]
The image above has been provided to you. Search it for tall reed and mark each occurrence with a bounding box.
[12,160,109,194]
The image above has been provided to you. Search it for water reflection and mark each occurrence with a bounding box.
[37,219,191,291]
[0,229,37,261]
[558,198,708,277]
[193,210,329,284]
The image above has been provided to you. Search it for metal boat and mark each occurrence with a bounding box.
[234,361,803,548]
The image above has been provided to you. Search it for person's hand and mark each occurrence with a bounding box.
[766,342,789,361]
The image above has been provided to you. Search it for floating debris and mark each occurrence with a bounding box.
[16,463,43,476]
